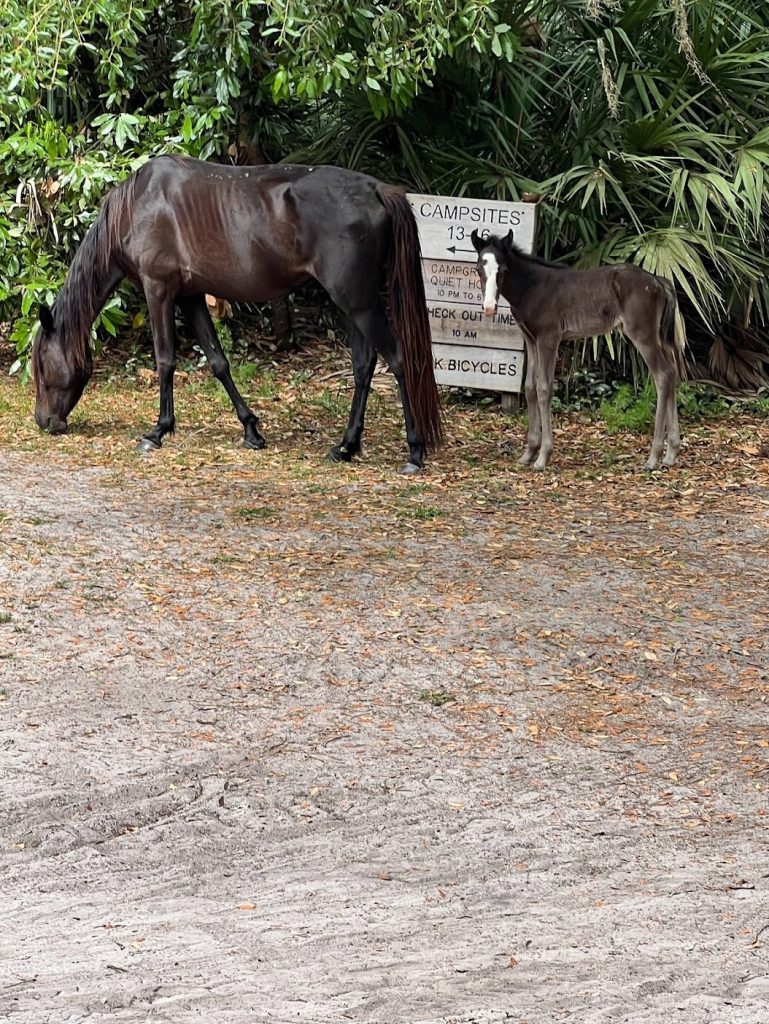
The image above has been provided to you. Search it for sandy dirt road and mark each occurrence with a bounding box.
[1,369,768,1024]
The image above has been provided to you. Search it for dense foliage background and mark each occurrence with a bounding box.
[2,0,768,389]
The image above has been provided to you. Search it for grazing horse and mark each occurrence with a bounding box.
[33,156,443,471]
[472,230,684,471]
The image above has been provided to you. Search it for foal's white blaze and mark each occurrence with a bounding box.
[481,252,499,316]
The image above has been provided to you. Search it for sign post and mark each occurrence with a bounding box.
[407,193,537,395]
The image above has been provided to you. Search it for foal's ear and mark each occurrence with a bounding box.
[501,230,515,252]
[39,305,55,334]
[470,229,485,253]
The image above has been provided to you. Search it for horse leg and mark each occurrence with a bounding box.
[663,377,681,467]
[519,337,542,465]
[350,306,425,472]
[533,339,559,471]
[139,287,178,451]
[180,296,265,450]
[628,334,678,470]
[328,324,377,463]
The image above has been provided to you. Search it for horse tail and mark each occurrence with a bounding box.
[656,275,686,380]
[376,185,443,450]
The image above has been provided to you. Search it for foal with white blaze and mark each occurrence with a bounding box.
[472,230,684,471]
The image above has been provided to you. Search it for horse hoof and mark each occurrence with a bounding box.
[137,437,161,454]
[518,452,534,466]
[243,435,266,451]
[401,461,422,475]
[327,446,352,464]
[644,459,660,472]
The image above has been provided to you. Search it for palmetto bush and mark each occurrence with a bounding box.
[2,0,768,390]
[283,0,769,390]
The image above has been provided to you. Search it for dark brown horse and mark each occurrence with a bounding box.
[33,156,442,471]
[472,230,684,470]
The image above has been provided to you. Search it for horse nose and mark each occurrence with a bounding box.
[36,411,67,434]
[483,303,496,317]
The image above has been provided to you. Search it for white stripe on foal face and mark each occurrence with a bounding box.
[481,252,499,316]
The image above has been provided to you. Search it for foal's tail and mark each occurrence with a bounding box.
[376,186,443,450]
[658,276,687,380]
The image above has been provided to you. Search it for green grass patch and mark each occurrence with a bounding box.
[419,688,455,707]
[312,388,348,417]
[598,379,767,434]
[682,383,769,420]
[397,505,443,521]
[235,506,277,522]
[290,370,313,387]
[249,370,277,399]
[599,381,656,434]
[232,363,271,391]
[397,482,427,496]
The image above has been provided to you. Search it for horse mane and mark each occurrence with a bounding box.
[486,234,566,270]
[49,172,138,371]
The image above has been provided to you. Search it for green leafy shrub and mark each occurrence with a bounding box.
[599,381,657,434]
[2,0,769,397]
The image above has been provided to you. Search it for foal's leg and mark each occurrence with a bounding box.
[328,323,377,463]
[533,338,560,471]
[627,334,678,470]
[519,337,542,466]
[663,380,681,468]
[140,286,178,451]
[180,296,265,449]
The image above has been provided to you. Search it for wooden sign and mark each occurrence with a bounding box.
[407,193,537,393]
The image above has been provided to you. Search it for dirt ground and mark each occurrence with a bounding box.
[1,349,768,1023]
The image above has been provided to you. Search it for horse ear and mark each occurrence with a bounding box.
[39,305,55,333]
[502,230,515,252]
[470,230,484,253]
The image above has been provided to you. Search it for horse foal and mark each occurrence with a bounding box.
[472,230,684,471]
